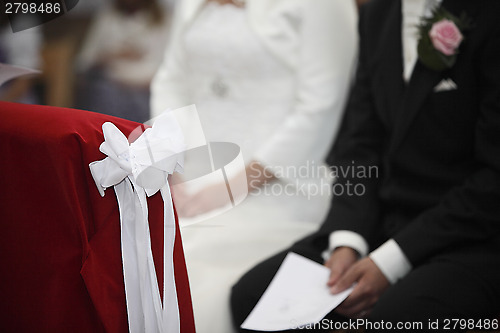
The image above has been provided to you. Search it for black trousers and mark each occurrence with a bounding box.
[230,239,500,333]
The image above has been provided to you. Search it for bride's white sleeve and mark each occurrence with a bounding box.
[253,0,358,177]
[150,12,191,118]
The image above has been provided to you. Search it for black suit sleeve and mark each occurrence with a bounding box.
[317,4,386,247]
[394,22,500,265]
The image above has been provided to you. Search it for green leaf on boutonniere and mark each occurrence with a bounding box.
[417,29,456,71]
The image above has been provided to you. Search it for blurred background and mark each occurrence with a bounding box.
[1,0,176,122]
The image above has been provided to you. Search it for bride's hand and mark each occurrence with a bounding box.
[174,181,231,217]
[172,160,274,217]
[246,161,275,192]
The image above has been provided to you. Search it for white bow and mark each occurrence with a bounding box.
[89,111,185,333]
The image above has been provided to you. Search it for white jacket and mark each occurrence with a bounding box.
[151,0,358,176]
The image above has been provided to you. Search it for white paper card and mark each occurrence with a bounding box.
[241,252,354,331]
[0,63,40,87]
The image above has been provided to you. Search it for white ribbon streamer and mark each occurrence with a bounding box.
[89,111,185,333]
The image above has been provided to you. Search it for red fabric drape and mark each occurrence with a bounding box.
[0,102,195,333]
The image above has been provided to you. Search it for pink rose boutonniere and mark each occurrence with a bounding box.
[417,8,472,71]
[429,19,463,56]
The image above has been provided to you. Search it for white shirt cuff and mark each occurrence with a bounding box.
[321,230,369,261]
[369,239,412,284]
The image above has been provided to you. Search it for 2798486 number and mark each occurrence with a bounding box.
[5,2,61,14]
[443,318,498,330]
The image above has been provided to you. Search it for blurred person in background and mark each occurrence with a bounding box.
[75,0,172,123]
[151,0,358,332]
[40,0,104,108]
[0,15,42,104]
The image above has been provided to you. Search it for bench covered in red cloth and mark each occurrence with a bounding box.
[0,102,195,333]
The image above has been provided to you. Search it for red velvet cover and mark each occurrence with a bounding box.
[0,102,195,333]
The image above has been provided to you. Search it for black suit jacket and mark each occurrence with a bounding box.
[308,0,500,270]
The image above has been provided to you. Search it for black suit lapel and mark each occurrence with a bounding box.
[389,0,465,153]
[389,62,443,153]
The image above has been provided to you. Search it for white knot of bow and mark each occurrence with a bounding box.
[89,111,185,333]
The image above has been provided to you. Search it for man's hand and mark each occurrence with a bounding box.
[325,247,359,288]
[331,257,390,318]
